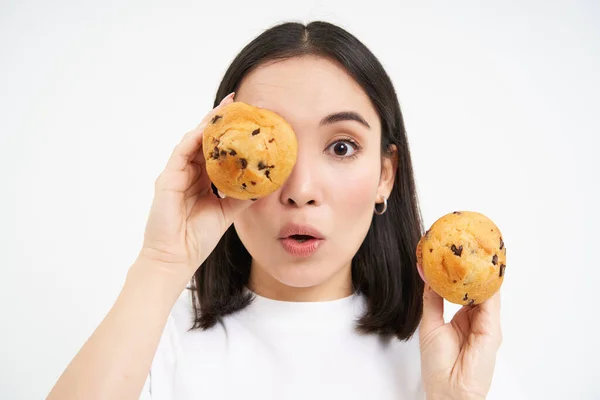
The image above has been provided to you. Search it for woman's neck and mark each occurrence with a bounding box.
[247,261,353,302]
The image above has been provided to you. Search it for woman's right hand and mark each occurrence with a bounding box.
[46,93,251,400]
[135,92,251,280]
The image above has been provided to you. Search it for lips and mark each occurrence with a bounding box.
[278,224,324,240]
[278,223,325,257]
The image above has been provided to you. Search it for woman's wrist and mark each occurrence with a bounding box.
[125,257,193,308]
[426,393,486,400]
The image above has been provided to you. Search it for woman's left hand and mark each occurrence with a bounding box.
[418,278,502,400]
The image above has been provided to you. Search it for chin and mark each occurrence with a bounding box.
[270,262,331,288]
[256,253,352,293]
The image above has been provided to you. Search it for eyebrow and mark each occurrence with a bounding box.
[319,111,371,129]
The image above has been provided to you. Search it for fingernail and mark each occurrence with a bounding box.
[210,183,227,199]
[219,92,235,105]
[416,262,427,284]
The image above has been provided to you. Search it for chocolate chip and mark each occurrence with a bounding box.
[463,293,469,301]
[499,264,506,277]
[453,280,457,283]
[468,299,475,306]
[239,158,247,169]
[251,181,256,185]
[229,149,237,156]
[268,138,275,143]
[429,248,433,253]
[211,115,222,124]
[252,128,260,136]
[211,147,219,160]
[453,211,462,215]
[250,198,257,201]
[258,161,275,170]
[500,238,504,250]
[241,183,247,189]
[265,170,271,179]
[492,254,498,265]
[220,150,227,156]
[451,244,463,257]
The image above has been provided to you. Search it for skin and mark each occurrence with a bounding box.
[46,55,501,400]
[420,283,502,400]
[233,56,394,302]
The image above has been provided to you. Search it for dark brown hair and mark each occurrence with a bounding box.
[190,21,424,340]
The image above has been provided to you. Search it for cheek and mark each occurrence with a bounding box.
[233,196,278,244]
[330,161,380,213]
[325,159,379,257]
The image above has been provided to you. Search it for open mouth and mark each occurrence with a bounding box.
[279,227,324,257]
[288,234,315,243]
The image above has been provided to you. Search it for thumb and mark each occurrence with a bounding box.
[420,279,445,339]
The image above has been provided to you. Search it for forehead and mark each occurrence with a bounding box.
[235,55,380,130]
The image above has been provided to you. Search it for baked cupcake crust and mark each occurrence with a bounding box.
[202,102,298,200]
[417,211,506,305]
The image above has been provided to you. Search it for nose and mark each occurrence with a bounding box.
[279,149,322,207]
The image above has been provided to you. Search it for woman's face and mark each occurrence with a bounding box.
[234,55,396,300]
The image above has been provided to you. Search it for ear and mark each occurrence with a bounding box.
[378,144,398,201]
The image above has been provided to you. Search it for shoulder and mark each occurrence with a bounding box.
[155,288,194,353]
[157,288,229,359]
[169,288,196,333]
[386,327,425,396]
[140,292,190,399]
[151,290,195,372]
[143,288,226,399]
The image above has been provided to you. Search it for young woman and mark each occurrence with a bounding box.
[48,21,503,400]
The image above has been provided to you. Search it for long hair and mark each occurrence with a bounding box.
[190,21,424,340]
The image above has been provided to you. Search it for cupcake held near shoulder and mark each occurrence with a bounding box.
[416,211,507,305]
[203,101,298,200]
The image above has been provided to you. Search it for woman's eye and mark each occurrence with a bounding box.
[327,140,358,157]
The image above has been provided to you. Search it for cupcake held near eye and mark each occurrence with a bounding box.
[416,211,507,306]
[202,101,298,200]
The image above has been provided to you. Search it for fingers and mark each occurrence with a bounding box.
[420,282,445,338]
[479,289,501,319]
[416,262,427,284]
[417,261,443,338]
[473,291,502,340]
[165,92,235,173]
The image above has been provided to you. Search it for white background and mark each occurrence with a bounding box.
[1,1,598,399]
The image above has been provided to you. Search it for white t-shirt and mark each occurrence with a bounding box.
[139,289,526,400]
